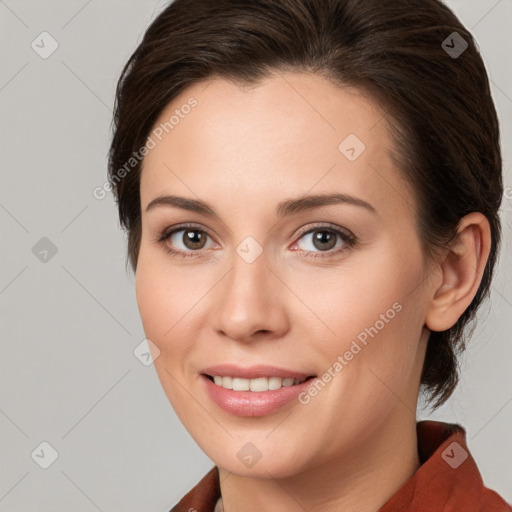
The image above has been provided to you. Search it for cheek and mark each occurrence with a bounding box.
[290,254,412,351]
[310,245,425,388]
[135,263,164,343]
[135,249,180,350]
[135,248,207,360]
[135,252,197,415]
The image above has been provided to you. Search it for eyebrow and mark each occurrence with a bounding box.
[145,192,377,218]
[146,193,377,220]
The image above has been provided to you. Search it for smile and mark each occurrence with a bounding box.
[206,375,312,391]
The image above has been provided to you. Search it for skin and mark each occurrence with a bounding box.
[135,71,491,512]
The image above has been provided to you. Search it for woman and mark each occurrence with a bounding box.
[107,0,511,510]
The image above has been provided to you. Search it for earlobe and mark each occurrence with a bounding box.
[425,213,490,333]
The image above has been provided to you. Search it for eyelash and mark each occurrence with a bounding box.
[154,222,357,260]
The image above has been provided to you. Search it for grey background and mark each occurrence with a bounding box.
[0,0,511,510]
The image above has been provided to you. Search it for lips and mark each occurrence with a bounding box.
[201,373,318,416]
[201,363,315,380]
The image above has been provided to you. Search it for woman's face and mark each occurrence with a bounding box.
[136,71,433,477]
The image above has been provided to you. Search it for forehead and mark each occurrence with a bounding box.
[139,71,413,220]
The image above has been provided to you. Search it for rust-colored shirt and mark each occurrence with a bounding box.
[170,420,511,511]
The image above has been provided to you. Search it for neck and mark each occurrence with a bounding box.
[218,411,420,512]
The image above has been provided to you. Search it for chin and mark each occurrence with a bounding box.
[204,441,309,480]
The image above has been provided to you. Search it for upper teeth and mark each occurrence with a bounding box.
[212,376,307,391]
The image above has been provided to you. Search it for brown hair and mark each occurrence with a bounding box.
[107,0,503,409]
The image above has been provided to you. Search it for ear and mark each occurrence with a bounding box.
[425,212,491,332]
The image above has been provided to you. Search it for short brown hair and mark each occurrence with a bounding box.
[108,0,503,409]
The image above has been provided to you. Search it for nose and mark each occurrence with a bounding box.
[212,248,290,343]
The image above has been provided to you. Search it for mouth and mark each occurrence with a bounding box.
[200,371,319,417]
[202,373,317,392]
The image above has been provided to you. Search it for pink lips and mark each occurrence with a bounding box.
[201,363,313,380]
[200,364,317,417]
